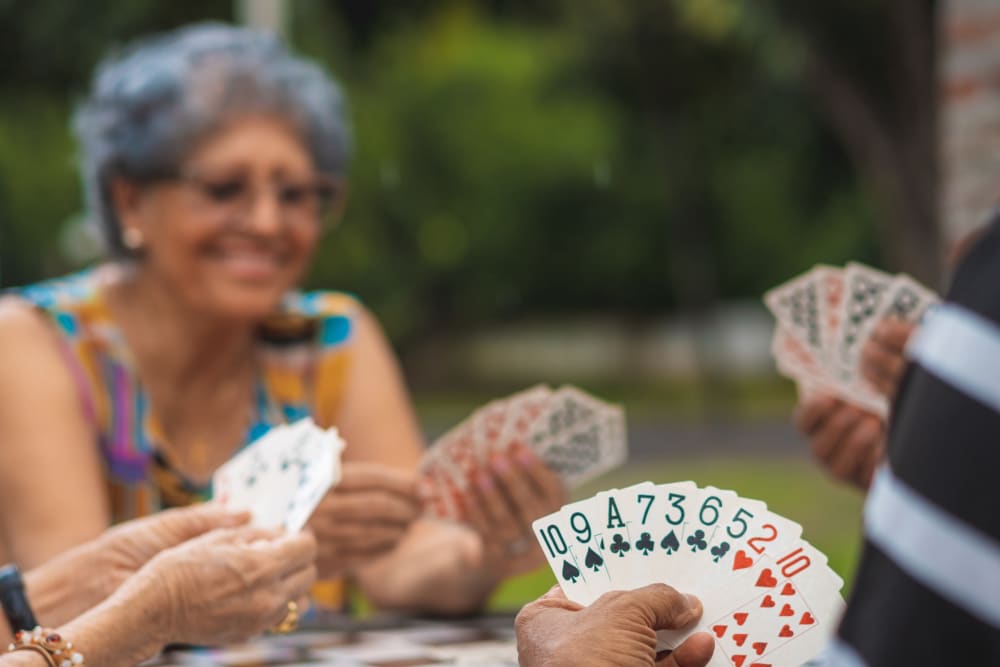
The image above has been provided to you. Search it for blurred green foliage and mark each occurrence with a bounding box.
[0,0,881,347]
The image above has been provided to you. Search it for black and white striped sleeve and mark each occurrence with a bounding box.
[827,219,1000,666]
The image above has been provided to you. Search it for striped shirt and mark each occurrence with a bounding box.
[828,218,1000,665]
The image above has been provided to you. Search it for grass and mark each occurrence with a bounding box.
[487,454,865,611]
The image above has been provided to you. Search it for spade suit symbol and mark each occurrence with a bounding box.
[584,547,604,572]
[660,530,680,555]
[561,560,581,583]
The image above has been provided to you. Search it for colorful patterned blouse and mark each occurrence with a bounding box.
[12,267,358,604]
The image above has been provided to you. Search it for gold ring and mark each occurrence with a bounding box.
[274,601,299,634]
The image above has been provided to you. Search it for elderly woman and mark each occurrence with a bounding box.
[1,505,316,666]
[0,23,562,614]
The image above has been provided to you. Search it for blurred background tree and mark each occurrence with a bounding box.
[0,0,929,353]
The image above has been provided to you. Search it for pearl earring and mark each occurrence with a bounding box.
[122,227,144,251]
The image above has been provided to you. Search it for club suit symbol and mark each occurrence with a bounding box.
[635,532,654,555]
[710,541,731,562]
[610,533,631,557]
[687,529,708,552]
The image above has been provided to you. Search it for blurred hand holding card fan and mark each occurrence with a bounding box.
[418,384,627,520]
[765,262,939,417]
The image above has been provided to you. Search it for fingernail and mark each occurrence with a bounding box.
[491,456,510,474]
[477,473,494,491]
[685,593,702,613]
[516,448,535,466]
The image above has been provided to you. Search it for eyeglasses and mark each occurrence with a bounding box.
[169,169,342,228]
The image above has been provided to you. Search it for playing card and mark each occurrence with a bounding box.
[472,399,511,460]
[695,549,844,667]
[875,273,939,325]
[283,427,345,532]
[830,262,895,383]
[537,403,627,488]
[497,384,552,450]
[815,265,845,354]
[763,268,827,363]
[532,503,607,605]
[212,418,345,532]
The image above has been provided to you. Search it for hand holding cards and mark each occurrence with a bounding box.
[212,418,345,532]
[532,482,844,667]
[766,262,938,417]
[419,384,627,520]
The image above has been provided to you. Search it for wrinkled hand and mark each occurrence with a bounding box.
[126,526,317,646]
[859,318,916,398]
[97,504,249,592]
[460,443,566,579]
[307,462,421,578]
[516,585,713,667]
[795,393,884,490]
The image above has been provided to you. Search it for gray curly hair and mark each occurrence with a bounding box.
[73,22,351,256]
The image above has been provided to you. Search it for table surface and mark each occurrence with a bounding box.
[144,613,519,666]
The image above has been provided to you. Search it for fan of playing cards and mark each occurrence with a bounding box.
[533,482,845,667]
[765,262,939,417]
[419,385,627,520]
[213,418,346,532]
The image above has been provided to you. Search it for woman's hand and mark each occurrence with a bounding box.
[96,503,249,592]
[125,526,317,647]
[460,443,566,579]
[516,584,713,667]
[794,393,884,490]
[307,462,422,578]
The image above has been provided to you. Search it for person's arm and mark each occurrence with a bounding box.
[0,299,110,567]
[328,307,500,613]
[5,526,317,667]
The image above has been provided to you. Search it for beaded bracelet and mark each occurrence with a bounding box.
[7,627,85,667]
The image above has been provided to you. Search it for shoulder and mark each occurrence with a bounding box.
[0,296,81,407]
[0,295,62,345]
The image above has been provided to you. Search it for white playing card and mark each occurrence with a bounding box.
[532,504,605,605]
[874,273,939,325]
[497,384,552,450]
[283,427,345,532]
[212,418,345,532]
[764,268,827,363]
[537,402,627,489]
[831,262,895,383]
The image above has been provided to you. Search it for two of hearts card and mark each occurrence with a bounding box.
[765,262,938,417]
[533,482,844,667]
[212,418,346,532]
[419,385,628,521]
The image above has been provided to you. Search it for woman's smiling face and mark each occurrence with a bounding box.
[115,116,333,320]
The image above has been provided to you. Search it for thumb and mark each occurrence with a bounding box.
[167,503,251,539]
[606,584,703,631]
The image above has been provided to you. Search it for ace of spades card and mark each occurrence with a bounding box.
[212,418,345,532]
